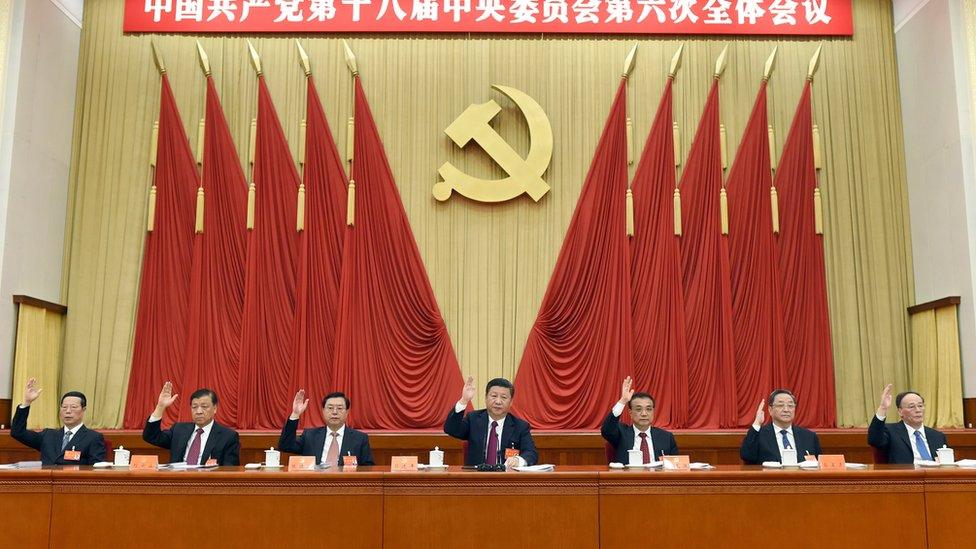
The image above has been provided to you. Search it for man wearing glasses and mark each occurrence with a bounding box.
[740,389,822,464]
[10,377,106,465]
[868,384,947,464]
[279,390,374,466]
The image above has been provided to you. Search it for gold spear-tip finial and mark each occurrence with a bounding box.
[713,45,729,79]
[622,44,637,79]
[296,39,311,77]
[341,39,358,76]
[762,46,778,82]
[196,40,211,77]
[151,40,166,75]
[668,43,685,80]
[246,39,263,76]
[807,43,823,81]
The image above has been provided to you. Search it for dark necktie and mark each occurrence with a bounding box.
[486,420,499,464]
[638,432,651,463]
[780,429,792,450]
[186,428,204,465]
[61,430,73,451]
[914,430,933,460]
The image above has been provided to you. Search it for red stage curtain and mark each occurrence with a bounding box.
[123,75,198,428]
[726,81,788,427]
[289,77,348,428]
[679,79,738,429]
[630,78,689,429]
[513,80,633,430]
[178,77,249,425]
[775,82,837,428]
[238,77,300,429]
[332,77,462,429]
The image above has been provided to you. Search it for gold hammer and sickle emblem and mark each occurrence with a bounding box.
[433,85,553,203]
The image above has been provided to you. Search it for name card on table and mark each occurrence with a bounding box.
[130,455,159,471]
[662,455,691,470]
[288,456,316,471]
[391,456,419,472]
[342,454,358,469]
[818,455,846,470]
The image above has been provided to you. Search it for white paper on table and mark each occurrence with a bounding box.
[15,461,42,468]
[914,459,940,467]
[954,459,976,468]
[0,464,18,470]
[761,461,783,468]
[513,464,555,472]
[689,462,714,470]
[844,463,868,469]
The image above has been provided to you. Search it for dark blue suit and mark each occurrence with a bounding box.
[740,423,822,464]
[279,418,375,466]
[142,419,240,465]
[600,411,678,463]
[443,408,538,466]
[867,416,947,464]
[11,405,106,465]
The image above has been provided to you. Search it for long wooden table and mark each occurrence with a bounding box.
[1,465,972,548]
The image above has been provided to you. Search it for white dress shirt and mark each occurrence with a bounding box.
[766,423,795,459]
[182,420,214,464]
[322,425,346,463]
[62,424,84,451]
[904,422,929,460]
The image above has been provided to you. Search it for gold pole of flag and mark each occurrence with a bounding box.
[245,41,263,231]
[295,40,311,232]
[763,47,780,234]
[343,40,358,226]
[147,41,166,233]
[808,44,825,235]
[714,46,730,235]
[622,44,637,237]
[195,187,205,234]
[669,44,685,236]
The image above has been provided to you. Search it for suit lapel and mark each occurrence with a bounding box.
[338,429,353,458]
[172,424,190,463]
[313,428,328,463]
[500,416,515,453]
[895,421,914,454]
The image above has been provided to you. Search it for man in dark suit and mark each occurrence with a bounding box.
[142,382,240,465]
[279,389,374,466]
[868,383,948,464]
[740,389,822,464]
[601,376,678,464]
[444,377,538,467]
[10,377,106,465]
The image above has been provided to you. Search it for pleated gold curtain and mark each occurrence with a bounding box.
[11,304,65,428]
[62,0,915,427]
[908,304,964,428]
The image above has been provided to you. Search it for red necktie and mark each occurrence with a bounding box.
[639,432,650,464]
[486,421,499,464]
[186,428,204,465]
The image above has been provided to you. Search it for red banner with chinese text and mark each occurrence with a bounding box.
[127,0,852,35]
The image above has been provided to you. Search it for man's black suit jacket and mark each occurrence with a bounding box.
[740,423,822,464]
[11,405,106,465]
[867,415,948,464]
[600,411,679,463]
[443,408,538,466]
[279,418,375,466]
[142,419,240,465]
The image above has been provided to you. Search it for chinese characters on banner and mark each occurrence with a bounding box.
[127,0,852,35]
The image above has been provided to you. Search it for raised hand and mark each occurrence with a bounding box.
[156,381,179,409]
[619,376,634,405]
[23,377,42,406]
[753,400,765,428]
[292,389,310,418]
[459,376,477,405]
[877,383,893,417]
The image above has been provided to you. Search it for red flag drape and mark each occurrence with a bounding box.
[289,77,348,428]
[238,77,300,429]
[513,80,632,429]
[123,75,198,428]
[679,79,737,429]
[630,78,689,429]
[331,77,462,429]
[775,82,837,428]
[726,81,788,427]
[178,76,249,425]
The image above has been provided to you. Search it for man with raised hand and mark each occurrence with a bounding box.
[601,376,678,464]
[11,377,106,465]
[740,389,822,464]
[279,389,374,466]
[868,383,947,464]
[444,376,538,467]
[142,381,240,466]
